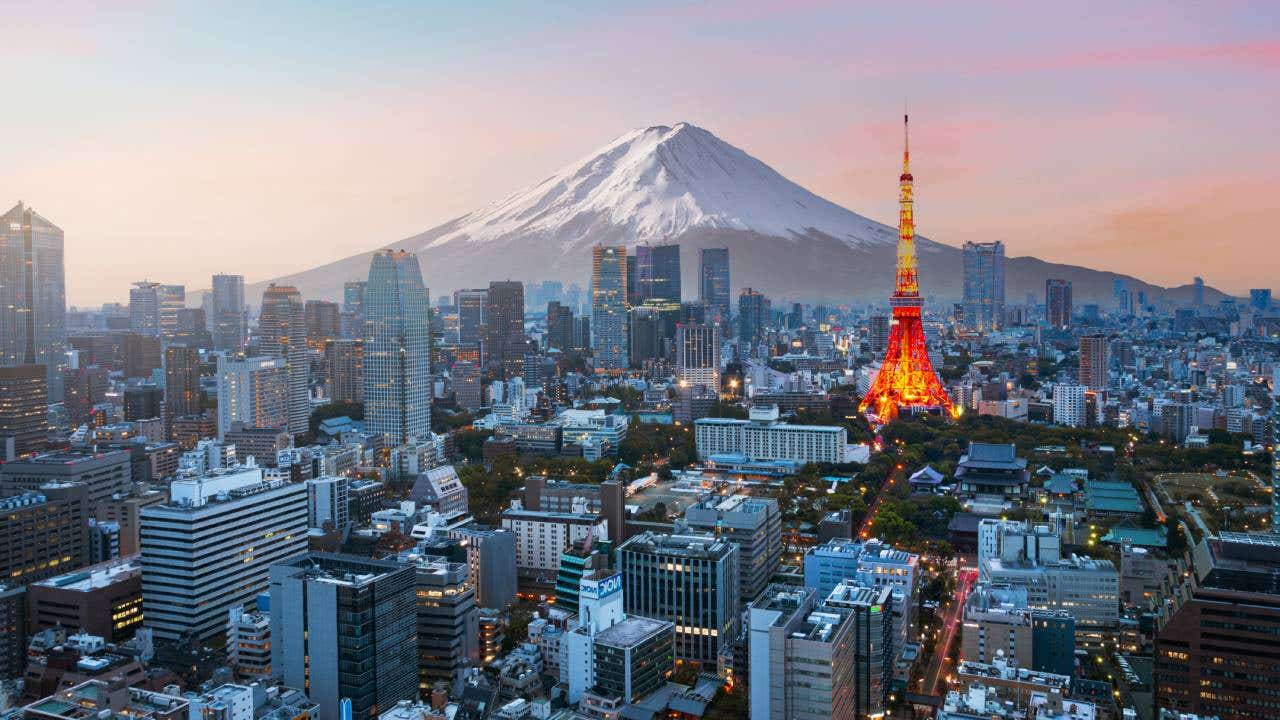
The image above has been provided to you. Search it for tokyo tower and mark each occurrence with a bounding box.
[859,115,957,424]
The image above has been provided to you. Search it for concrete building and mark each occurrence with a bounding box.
[323,338,364,404]
[226,606,272,680]
[695,405,847,465]
[803,537,920,654]
[270,553,418,720]
[216,356,289,440]
[1053,384,1087,428]
[564,570,674,704]
[400,550,478,696]
[616,531,739,666]
[1077,335,1110,390]
[982,556,1119,647]
[684,493,782,606]
[446,525,517,610]
[306,475,349,531]
[749,586,857,720]
[500,501,607,583]
[0,584,26,682]
[408,465,469,516]
[0,364,49,458]
[139,464,308,641]
[0,449,131,506]
[27,557,143,642]
[0,488,89,585]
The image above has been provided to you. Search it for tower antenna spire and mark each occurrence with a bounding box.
[903,107,910,174]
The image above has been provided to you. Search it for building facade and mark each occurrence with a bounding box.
[364,250,432,445]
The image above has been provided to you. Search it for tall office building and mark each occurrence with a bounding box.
[634,243,681,303]
[216,355,289,439]
[0,365,48,458]
[158,284,185,339]
[123,384,163,422]
[546,301,575,352]
[403,551,479,695]
[592,246,629,374]
[675,322,721,391]
[342,280,367,339]
[1045,279,1072,331]
[738,288,768,344]
[454,288,488,351]
[163,344,202,424]
[123,332,162,379]
[1078,334,1110,390]
[698,248,730,323]
[0,585,25,682]
[685,494,781,606]
[139,465,308,641]
[129,281,162,336]
[304,299,341,349]
[867,315,890,354]
[0,202,67,397]
[962,241,1006,333]
[211,273,248,350]
[323,339,364,404]
[258,285,310,436]
[270,553,418,720]
[0,487,88,584]
[749,583,892,720]
[616,531,739,665]
[1193,275,1205,308]
[486,281,525,378]
[1155,533,1280,720]
[1251,288,1272,313]
[364,250,432,445]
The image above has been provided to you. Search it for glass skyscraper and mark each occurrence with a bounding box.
[634,243,681,303]
[364,250,432,444]
[962,240,1006,333]
[0,202,66,398]
[259,284,310,436]
[698,247,730,323]
[211,273,248,350]
[592,245,629,373]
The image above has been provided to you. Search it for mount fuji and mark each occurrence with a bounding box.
[252,122,1222,308]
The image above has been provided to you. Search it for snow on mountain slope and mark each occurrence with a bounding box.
[414,122,902,253]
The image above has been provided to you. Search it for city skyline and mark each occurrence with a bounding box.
[3,2,1276,304]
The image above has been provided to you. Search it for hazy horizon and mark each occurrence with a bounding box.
[4,1,1276,306]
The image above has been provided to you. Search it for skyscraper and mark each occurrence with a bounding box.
[342,279,367,340]
[485,281,524,378]
[1078,334,1110,390]
[592,246,629,374]
[546,301,575,352]
[0,365,49,458]
[454,288,488,351]
[738,287,768,344]
[270,553,418,720]
[158,284,185,339]
[1193,275,1205,307]
[304,299,341,349]
[962,240,1005,333]
[364,250,432,445]
[259,285,310,436]
[216,355,289,439]
[675,322,721,391]
[1251,288,1272,313]
[129,281,162,337]
[323,339,364,404]
[698,247,730,323]
[163,343,202,424]
[634,243,681,303]
[1045,278,1072,331]
[210,273,248,350]
[0,202,67,397]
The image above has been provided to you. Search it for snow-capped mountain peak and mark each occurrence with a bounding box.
[418,121,899,252]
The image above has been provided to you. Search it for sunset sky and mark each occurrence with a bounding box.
[4,1,1276,305]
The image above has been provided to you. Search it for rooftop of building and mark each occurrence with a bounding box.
[500,506,604,523]
[593,615,673,648]
[958,658,1072,691]
[808,537,918,565]
[0,449,128,469]
[619,531,736,559]
[824,580,891,609]
[32,556,141,592]
[276,552,408,587]
[686,492,776,516]
[0,491,48,509]
[958,442,1028,470]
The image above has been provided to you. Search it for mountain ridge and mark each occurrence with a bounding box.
[246,122,1230,309]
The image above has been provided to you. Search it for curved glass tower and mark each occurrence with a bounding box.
[363,250,432,445]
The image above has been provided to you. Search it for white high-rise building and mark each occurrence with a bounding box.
[1052,384,1086,427]
[139,464,308,641]
[306,475,350,531]
[216,355,289,440]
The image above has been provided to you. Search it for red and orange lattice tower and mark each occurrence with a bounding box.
[859,115,958,424]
